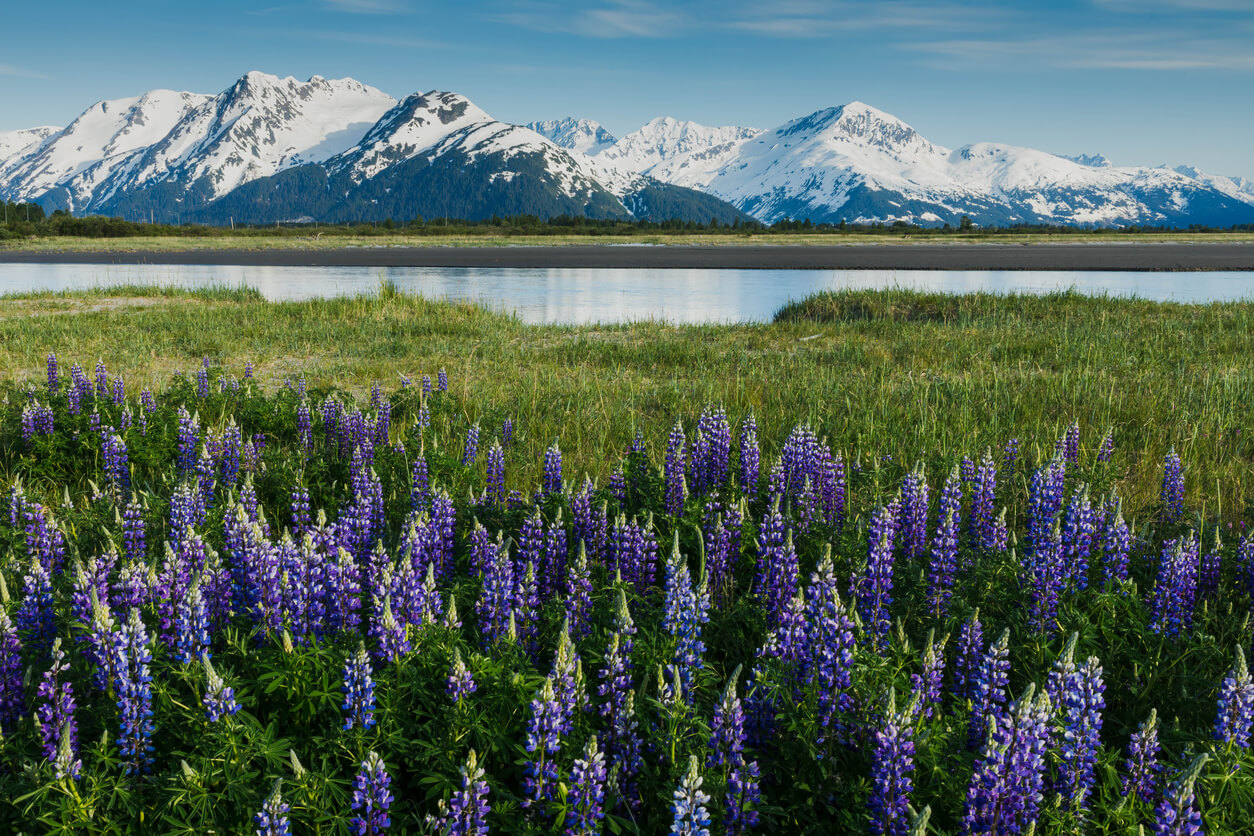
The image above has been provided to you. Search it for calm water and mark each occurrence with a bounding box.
[2,263,1252,324]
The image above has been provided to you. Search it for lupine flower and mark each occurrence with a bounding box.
[1061,485,1095,592]
[176,406,200,475]
[1199,528,1222,600]
[501,416,514,446]
[1153,754,1207,836]
[671,755,712,836]
[1025,519,1065,635]
[855,505,897,646]
[567,735,608,836]
[429,749,490,836]
[202,654,240,722]
[967,629,1011,749]
[662,537,710,701]
[598,588,641,809]
[19,554,56,660]
[484,440,505,506]
[256,779,291,836]
[522,677,564,811]
[462,423,480,466]
[900,464,930,561]
[708,666,760,836]
[911,629,947,720]
[564,542,594,639]
[738,414,760,495]
[410,455,431,512]
[952,611,984,703]
[1215,645,1254,748]
[1102,496,1131,590]
[755,498,799,630]
[350,751,393,834]
[1161,448,1185,523]
[665,420,687,516]
[551,622,586,727]
[1122,709,1162,805]
[116,608,155,775]
[929,465,962,618]
[970,450,998,551]
[1149,537,1199,638]
[1056,656,1105,814]
[869,689,917,836]
[803,551,857,740]
[703,497,744,608]
[447,647,476,704]
[46,352,59,396]
[343,642,378,730]
[36,639,79,779]
[689,405,730,495]
[542,442,563,498]
[963,683,1053,834]
[438,368,448,391]
[0,611,26,733]
[608,513,659,594]
[1096,428,1115,463]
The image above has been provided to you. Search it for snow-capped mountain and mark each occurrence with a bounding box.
[2,76,1250,227]
[1171,166,1254,207]
[596,117,761,186]
[611,101,1254,227]
[527,118,617,157]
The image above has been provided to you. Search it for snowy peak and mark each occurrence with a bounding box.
[526,118,617,156]
[1171,165,1254,206]
[328,90,491,180]
[777,101,946,161]
[601,117,760,173]
[0,127,59,178]
[1064,153,1114,168]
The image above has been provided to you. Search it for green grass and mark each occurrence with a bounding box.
[2,285,1252,521]
[3,230,1254,251]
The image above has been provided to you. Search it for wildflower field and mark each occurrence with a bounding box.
[1,286,1254,833]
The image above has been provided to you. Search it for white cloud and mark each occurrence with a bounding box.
[495,0,688,38]
[324,0,407,13]
[0,64,48,80]
[902,33,1254,72]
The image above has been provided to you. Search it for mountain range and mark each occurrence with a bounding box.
[2,71,1252,228]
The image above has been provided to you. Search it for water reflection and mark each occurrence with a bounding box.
[1,263,1251,325]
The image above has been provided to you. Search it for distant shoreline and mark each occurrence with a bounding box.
[1,242,1252,271]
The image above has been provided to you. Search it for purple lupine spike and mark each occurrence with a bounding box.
[1161,448,1185,523]
[608,513,659,594]
[929,465,961,618]
[543,512,568,604]
[296,399,313,452]
[289,486,312,537]
[567,735,608,836]
[512,559,541,660]
[1199,528,1222,601]
[350,751,393,833]
[46,352,59,397]
[176,406,200,475]
[1149,537,1199,638]
[112,374,125,405]
[869,689,916,836]
[708,666,761,836]
[963,683,1053,834]
[662,537,710,702]
[437,368,448,391]
[522,676,564,812]
[970,450,998,552]
[664,420,687,516]
[1063,420,1081,464]
[1096,428,1115,463]
[1153,754,1207,836]
[429,749,491,836]
[0,611,25,733]
[967,628,1011,749]
[703,497,743,609]
[500,416,514,447]
[343,642,377,730]
[564,542,594,639]
[196,362,210,399]
[18,555,56,660]
[410,454,431,512]
[900,464,930,562]
[95,358,109,397]
[477,533,515,646]
[804,550,857,740]
[36,638,79,778]
[119,502,144,575]
[953,611,984,703]
[202,654,240,721]
[542,442,563,499]
[102,429,131,498]
[911,629,947,720]
[671,755,712,836]
[738,414,760,496]
[854,505,896,646]
[256,779,290,836]
[598,588,642,810]
[960,455,976,484]
[1102,495,1131,590]
[447,647,476,704]
[1056,656,1105,814]
[484,440,506,506]
[551,622,586,726]
[462,423,480,466]
[689,405,730,496]
[1123,709,1162,805]
[116,608,155,775]
[1215,644,1254,748]
[570,478,607,564]
[173,578,211,664]
[1061,484,1095,592]
[607,465,628,507]
[755,498,799,630]
[1024,519,1065,636]
[371,595,411,663]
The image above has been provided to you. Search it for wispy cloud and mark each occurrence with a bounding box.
[1094,0,1254,12]
[493,0,690,37]
[293,29,447,49]
[902,32,1254,72]
[0,64,48,80]
[324,0,407,13]
[725,0,1008,37]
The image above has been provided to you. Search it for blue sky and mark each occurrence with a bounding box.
[3,0,1252,178]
